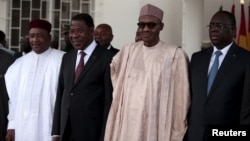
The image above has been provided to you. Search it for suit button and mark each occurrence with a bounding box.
[70,93,74,96]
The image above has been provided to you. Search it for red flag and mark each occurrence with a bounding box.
[238,4,248,50]
[231,3,237,41]
[231,3,235,15]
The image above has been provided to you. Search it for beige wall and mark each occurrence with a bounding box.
[94,0,184,54]
[1,0,247,57]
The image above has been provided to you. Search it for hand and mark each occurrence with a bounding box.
[52,136,60,141]
[5,129,15,141]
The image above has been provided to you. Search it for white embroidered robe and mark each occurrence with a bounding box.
[5,48,64,141]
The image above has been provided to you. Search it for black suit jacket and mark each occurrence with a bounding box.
[186,43,250,141]
[0,50,14,141]
[13,52,23,59]
[109,46,119,54]
[52,45,114,141]
[0,50,14,75]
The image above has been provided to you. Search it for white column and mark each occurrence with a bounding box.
[182,0,204,58]
[0,0,7,31]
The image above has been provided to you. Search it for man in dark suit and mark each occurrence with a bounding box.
[94,23,119,54]
[52,13,114,141]
[186,11,250,141]
[62,24,74,52]
[14,35,31,59]
[0,50,14,141]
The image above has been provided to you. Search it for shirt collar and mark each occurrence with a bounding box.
[77,40,97,56]
[32,47,52,58]
[107,45,112,50]
[212,42,232,55]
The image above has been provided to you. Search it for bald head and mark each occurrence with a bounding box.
[96,24,112,33]
[94,23,113,48]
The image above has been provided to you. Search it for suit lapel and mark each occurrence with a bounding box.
[199,48,213,96]
[208,43,240,96]
[70,50,78,86]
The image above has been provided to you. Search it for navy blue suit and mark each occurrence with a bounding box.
[186,43,250,141]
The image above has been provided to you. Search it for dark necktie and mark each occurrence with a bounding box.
[207,51,222,94]
[74,51,86,84]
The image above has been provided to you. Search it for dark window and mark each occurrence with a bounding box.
[12,0,20,8]
[32,0,41,9]
[11,29,19,46]
[32,10,40,19]
[55,0,61,9]
[22,1,30,18]
[72,0,80,10]
[42,1,47,18]
[62,2,70,19]
[12,10,20,27]
[54,11,60,28]
[21,20,30,37]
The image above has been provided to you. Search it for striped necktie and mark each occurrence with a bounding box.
[74,51,86,84]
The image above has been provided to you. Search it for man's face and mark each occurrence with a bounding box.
[20,36,30,50]
[69,20,94,50]
[94,25,113,48]
[138,15,163,47]
[29,28,51,54]
[208,13,235,49]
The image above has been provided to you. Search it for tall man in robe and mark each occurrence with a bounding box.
[104,3,190,141]
[5,19,65,141]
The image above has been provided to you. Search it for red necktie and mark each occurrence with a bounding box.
[74,51,86,84]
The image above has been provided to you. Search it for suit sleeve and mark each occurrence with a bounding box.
[240,63,250,125]
[52,56,65,136]
[99,55,113,141]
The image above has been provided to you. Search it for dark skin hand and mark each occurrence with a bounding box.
[5,129,15,141]
[52,136,60,141]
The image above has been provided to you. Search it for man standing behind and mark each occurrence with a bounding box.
[0,50,14,141]
[0,30,15,56]
[94,23,119,54]
[186,11,250,141]
[135,27,142,42]
[14,35,32,59]
[52,13,114,141]
[5,19,65,141]
[62,24,74,52]
[104,4,190,141]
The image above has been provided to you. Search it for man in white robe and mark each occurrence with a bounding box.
[104,4,190,141]
[5,19,65,141]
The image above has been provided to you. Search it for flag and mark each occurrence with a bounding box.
[238,4,248,50]
[219,5,223,11]
[231,3,235,15]
[231,2,237,42]
[247,3,250,50]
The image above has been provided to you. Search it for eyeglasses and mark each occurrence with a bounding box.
[207,23,232,30]
[137,22,161,29]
